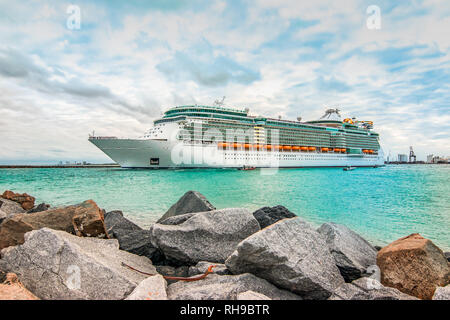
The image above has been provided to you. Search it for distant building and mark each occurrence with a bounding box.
[431,156,449,164]
[427,154,434,163]
[398,154,408,162]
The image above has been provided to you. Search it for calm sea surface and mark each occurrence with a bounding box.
[0,165,449,250]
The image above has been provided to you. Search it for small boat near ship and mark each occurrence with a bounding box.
[343,166,356,171]
[238,166,256,171]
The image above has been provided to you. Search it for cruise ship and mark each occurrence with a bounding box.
[89,104,384,168]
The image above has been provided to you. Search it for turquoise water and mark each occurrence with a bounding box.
[0,165,449,250]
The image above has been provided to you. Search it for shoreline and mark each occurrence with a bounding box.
[0,163,448,169]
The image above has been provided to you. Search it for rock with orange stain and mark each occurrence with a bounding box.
[0,200,107,250]
[125,275,168,300]
[0,273,39,300]
[377,233,450,300]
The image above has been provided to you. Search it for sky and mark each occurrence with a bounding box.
[0,0,449,164]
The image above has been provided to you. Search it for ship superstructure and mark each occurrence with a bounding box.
[89,104,384,168]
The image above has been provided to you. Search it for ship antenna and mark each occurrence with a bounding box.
[320,107,341,119]
[214,96,226,107]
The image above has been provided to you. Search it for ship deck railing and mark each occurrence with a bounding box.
[89,136,118,140]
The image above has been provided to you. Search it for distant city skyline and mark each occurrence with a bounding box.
[0,0,449,164]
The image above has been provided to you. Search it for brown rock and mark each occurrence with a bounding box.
[0,218,34,250]
[72,200,107,238]
[377,233,450,300]
[0,200,107,250]
[0,273,39,300]
[1,190,35,211]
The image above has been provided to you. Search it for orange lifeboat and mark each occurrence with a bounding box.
[217,142,228,149]
[264,145,272,150]
[232,143,242,149]
[283,145,292,151]
[292,146,300,152]
[300,146,308,151]
[274,145,282,151]
[341,149,347,153]
[321,147,329,152]
[308,146,316,151]
[255,144,263,150]
[368,149,374,154]
[244,143,252,149]
[333,148,340,152]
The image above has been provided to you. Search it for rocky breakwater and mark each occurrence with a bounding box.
[0,189,449,300]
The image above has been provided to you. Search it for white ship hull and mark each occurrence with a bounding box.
[89,138,385,168]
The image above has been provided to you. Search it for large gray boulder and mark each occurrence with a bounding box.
[157,191,215,223]
[105,211,163,263]
[167,273,301,300]
[0,228,157,300]
[0,198,25,217]
[317,222,378,282]
[252,205,296,229]
[158,213,197,226]
[125,275,168,300]
[189,261,231,276]
[433,285,450,300]
[225,217,345,300]
[150,208,260,265]
[105,210,141,235]
[329,277,418,300]
[112,229,164,264]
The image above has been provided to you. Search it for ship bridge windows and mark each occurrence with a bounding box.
[154,116,186,125]
[164,107,248,119]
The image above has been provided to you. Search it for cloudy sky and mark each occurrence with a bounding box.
[0,0,449,163]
